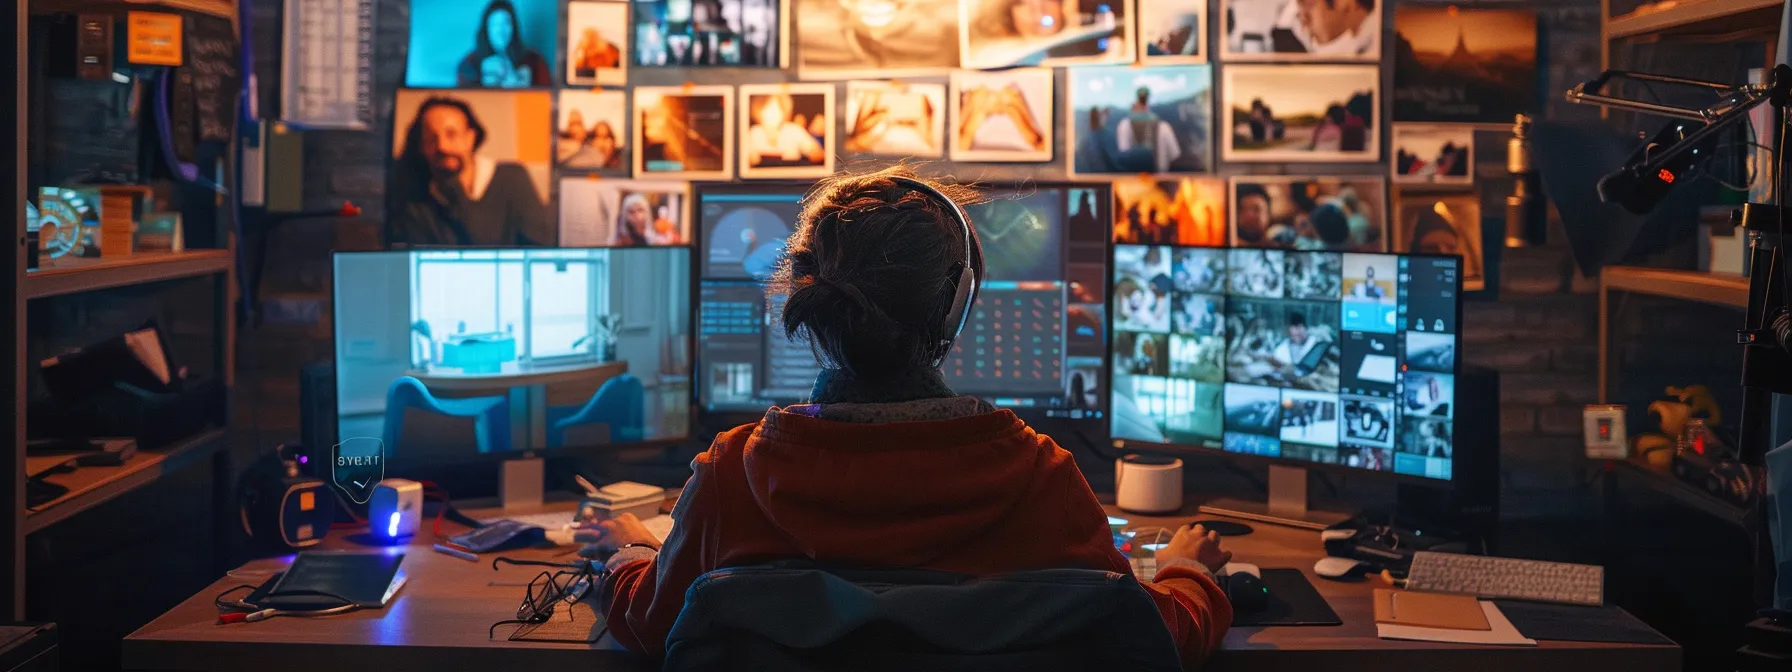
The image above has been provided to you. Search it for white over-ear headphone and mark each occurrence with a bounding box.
[886,176,979,365]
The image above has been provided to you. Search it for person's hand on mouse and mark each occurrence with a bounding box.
[1155,523,1233,574]
[574,513,659,558]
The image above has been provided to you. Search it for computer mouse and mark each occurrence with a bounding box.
[1188,519,1255,537]
[1223,572,1270,613]
[1313,556,1371,580]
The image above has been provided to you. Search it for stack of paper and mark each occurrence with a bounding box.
[1373,589,1536,646]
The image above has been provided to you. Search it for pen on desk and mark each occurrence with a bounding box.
[433,543,478,562]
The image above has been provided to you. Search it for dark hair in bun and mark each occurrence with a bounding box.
[771,166,985,381]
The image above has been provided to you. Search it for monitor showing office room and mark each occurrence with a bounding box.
[332,247,692,470]
[695,182,1111,420]
[1111,247,1461,488]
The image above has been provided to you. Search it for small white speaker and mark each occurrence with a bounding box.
[1116,454,1183,514]
[369,478,424,540]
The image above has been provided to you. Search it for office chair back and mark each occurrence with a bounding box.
[381,377,510,456]
[547,373,645,447]
[661,563,1182,672]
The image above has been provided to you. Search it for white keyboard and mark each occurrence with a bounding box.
[1404,551,1604,606]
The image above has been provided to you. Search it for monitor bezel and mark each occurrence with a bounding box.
[689,179,1117,430]
[1107,247,1467,487]
[326,246,697,469]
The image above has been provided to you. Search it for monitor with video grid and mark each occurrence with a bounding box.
[1110,246,1461,481]
[694,182,1111,421]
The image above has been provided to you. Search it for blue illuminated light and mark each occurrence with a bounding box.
[388,512,401,537]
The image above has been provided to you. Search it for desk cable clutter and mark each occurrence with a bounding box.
[214,552,406,625]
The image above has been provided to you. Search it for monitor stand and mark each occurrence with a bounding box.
[500,455,545,511]
[1196,464,1354,531]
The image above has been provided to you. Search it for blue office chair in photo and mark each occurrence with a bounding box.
[381,377,511,454]
[661,562,1183,672]
[545,373,645,447]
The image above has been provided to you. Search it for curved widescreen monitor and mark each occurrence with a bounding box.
[1110,246,1461,481]
[695,182,1111,421]
[332,247,692,462]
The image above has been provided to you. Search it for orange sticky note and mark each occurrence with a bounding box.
[127,11,183,66]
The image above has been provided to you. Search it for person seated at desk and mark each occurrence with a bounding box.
[582,167,1235,667]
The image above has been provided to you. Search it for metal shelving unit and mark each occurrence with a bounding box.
[6,0,238,620]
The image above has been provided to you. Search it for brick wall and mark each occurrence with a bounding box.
[234,0,1610,517]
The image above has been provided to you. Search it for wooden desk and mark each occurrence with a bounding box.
[1113,506,1681,672]
[409,361,628,449]
[125,502,1680,672]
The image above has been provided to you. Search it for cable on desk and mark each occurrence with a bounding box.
[214,585,362,624]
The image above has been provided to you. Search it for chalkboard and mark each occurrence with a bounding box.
[185,13,239,144]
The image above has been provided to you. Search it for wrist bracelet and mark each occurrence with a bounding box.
[618,542,660,553]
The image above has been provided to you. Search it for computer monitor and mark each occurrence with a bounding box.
[332,247,692,467]
[694,182,1111,421]
[1111,247,1462,483]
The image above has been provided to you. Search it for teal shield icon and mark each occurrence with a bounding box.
[332,436,386,504]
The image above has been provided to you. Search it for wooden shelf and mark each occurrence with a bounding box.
[25,249,231,300]
[1601,266,1748,309]
[24,428,227,534]
[1610,458,1749,528]
[1608,0,1783,39]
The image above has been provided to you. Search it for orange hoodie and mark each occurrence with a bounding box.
[601,406,1233,668]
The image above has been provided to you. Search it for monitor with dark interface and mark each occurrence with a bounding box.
[695,182,1111,420]
[1111,246,1461,482]
[332,247,692,463]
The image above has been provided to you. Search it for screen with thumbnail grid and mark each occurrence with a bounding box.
[695,183,1110,419]
[1111,249,1459,480]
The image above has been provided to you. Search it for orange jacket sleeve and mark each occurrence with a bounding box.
[600,443,724,661]
[1052,445,1232,668]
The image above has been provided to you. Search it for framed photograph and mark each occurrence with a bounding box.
[844,80,946,158]
[565,1,629,86]
[630,0,787,68]
[1393,5,1536,123]
[1395,190,1484,291]
[1220,0,1380,62]
[406,0,560,88]
[1138,0,1205,64]
[388,89,556,247]
[559,178,689,246]
[949,68,1054,163]
[1067,65,1212,176]
[738,83,835,179]
[1391,124,1474,186]
[959,0,1133,69]
[1222,65,1380,163]
[1113,176,1227,247]
[556,90,628,173]
[1230,176,1387,252]
[794,0,960,79]
[632,85,734,180]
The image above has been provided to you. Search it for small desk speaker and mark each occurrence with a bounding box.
[369,479,424,540]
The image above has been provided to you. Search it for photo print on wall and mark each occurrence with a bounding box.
[960,0,1133,69]
[1222,65,1380,163]
[388,89,556,247]
[1221,0,1381,62]
[1392,4,1537,123]
[1067,64,1213,176]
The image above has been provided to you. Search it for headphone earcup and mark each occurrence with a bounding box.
[940,262,977,353]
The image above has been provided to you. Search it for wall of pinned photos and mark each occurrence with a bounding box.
[390,0,1537,285]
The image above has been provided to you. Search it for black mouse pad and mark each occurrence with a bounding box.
[1232,569,1341,627]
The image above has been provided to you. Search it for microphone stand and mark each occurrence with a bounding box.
[1567,64,1792,667]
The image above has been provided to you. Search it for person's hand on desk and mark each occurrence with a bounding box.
[1158,524,1232,575]
[574,513,660,558]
